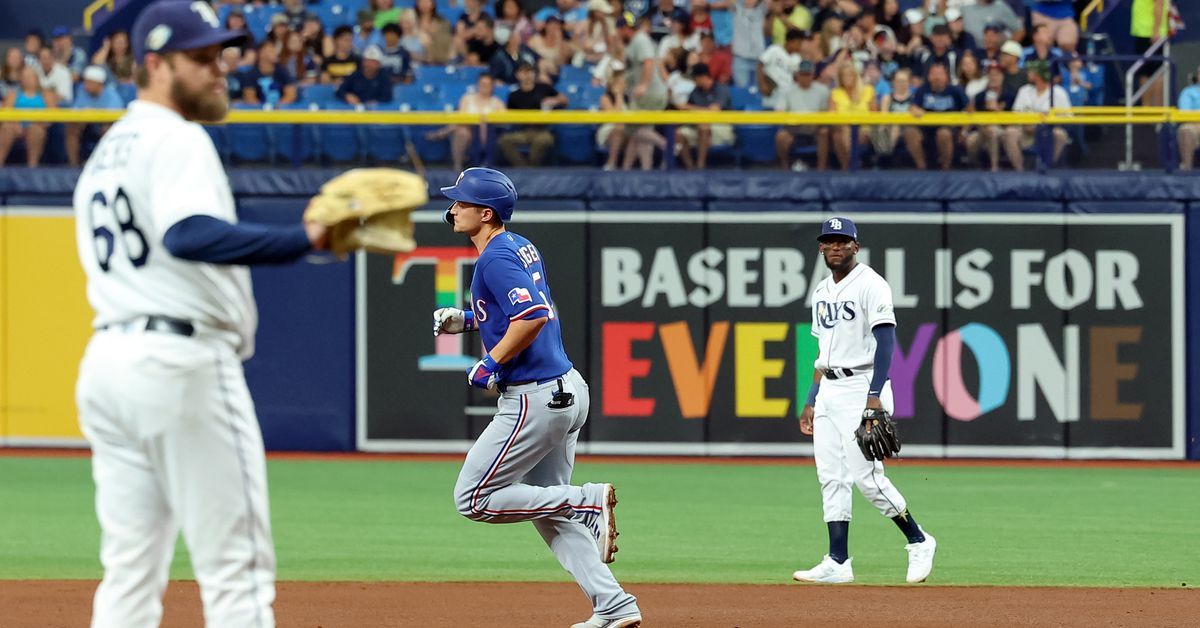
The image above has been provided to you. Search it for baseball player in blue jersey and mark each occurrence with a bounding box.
[432,168,642,628]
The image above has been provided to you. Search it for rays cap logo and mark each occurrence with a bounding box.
[132,0,247,62]
[817,216,858,242]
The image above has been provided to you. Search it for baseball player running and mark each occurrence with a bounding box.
[433,168,642,628]
[793,217,937,584]
[73,3,328,626]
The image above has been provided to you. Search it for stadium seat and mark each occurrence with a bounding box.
[365,104,407,163]
[553,125,596,164]
[439,82,473,110]
[229,103,272,163]
[315,102,363,163]
[117,83,137,105]
[301,84,338,106]
[394,83,441,111]
[558,64,594,86]
[271,104,316,164]
[312,1,360,28]
[730,86,764,111]
[414,65,458,85]
[244,5,282,39]
[493,84,512,102]
[457,66,485,85]
[735,125,778,164]
[203,125,230,162]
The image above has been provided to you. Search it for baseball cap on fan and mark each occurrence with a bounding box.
[132,0,248,62]
[817,217,858,242]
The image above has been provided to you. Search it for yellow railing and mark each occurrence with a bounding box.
[83,0,115,32]
[1080,0,1105,32]
[0,107,1190,126]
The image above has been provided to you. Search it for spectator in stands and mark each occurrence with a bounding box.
[829,61,875,170]
[429,72,507,172]
[301,15,334,60]
[23,30,44,68]
[875,66,914,159]
[1030,0,1078,51]
[659,11,699,60]
[223,47,245,101]
[1131,0,1170,107]
[958,51,987,101]
[978,22,1005,66]
[696,32,732,84]
[964,63,1016,171]
[456,0,490,53]
[621,13,669,170]
[732,0,768,88]
[579,0,616,65]
[51,27,87,82]
[876,0,907,46]
[597,68,631,170]
[1022,24,1063,68]
[758,29,802,110]
[1005,60,1071,170]
[674,63,732,169]
[690,0,714,36]
[499,62,568,166]
[372,0,403,29]
[0,66,55,168]
[816,15,843,58]
[65,65,123,167]
[463,15,502,67]
[281,31,320,86]
[872,26,905,83]
[2,48,23,97]
[491,28,540,85]
[398,9,427,61]
[1177,68,1200,171]
[649,0,683,42]
[905,61,968,170]
[36,48,73,106]
[529,16,577,81]
[499,0,537,46]
[962,0,1023,44]
[379,24,414,83]
[535,0,589,29]
[322,26,361,85]
[943,9,976,53]
[774,60,830,171]
[224,9,256,65]
[709,0,734,49]
[355,9,385,53]
[998,40,1026,94]
[282,0,315,31]
[915,24,958,84]
[415,0,454,64]
[666,48,696,108]
[92,30,136,85]
[267,13,291,49]
[899,8,926,57]
[769,0,813,48]
[337,46,393,106]
[242,40,299,106]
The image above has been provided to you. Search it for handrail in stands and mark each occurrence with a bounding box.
[83,0,115,32]
[1124,37,1174,169]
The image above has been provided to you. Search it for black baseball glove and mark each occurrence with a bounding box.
[855,407,901,461]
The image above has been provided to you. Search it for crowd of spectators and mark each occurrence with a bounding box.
[0,0,1188,170]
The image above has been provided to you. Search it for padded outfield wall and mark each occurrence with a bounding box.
[1,169,1198,460]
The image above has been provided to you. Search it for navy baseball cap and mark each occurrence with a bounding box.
[132,0,248,62]
[817,217,858,241]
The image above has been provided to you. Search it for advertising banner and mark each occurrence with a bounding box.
[360,211,1184,459]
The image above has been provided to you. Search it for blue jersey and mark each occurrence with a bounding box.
[470,231,573,383]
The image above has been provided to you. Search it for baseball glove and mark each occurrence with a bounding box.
[303,168,429,256]
[855,407,901,461]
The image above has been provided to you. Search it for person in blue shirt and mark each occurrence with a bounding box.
[336,45,394,105]
[66,65,126,166]
[433,168,643,628]
[353,9,385,53]
[239,40,298,106]
[904,62,968,170]
[1178,67,1200,171]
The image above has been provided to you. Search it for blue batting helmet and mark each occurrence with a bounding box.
[440,168,518,223]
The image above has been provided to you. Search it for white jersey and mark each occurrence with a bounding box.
[810,262,895,372]
[73,100,257,358]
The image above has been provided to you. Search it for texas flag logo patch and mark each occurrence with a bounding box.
[508,287,533,305]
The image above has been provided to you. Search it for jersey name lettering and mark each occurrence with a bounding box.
[815,300,857,328]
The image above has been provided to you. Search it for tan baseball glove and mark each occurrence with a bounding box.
[303,168,428,256]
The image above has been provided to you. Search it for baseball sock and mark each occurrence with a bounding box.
[826,521,849,564]
[892,509,925,544]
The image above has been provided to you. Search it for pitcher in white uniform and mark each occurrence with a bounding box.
[73,3,328,626]
[792,217,938,584]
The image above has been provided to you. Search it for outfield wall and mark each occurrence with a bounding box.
[1,169,1198,460]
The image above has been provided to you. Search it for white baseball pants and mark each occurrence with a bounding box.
[812,372,908,522]
[76,329,275,628]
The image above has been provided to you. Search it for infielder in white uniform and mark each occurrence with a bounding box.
[793,217,937,584]
[73,3,328,626]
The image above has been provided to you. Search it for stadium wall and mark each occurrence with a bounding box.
[1,169,1198,460]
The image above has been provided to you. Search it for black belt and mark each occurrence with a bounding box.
[101,315,195,337]
[498,375,565,393]
[823,368,859,380]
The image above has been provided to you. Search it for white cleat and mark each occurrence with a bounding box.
[905,530,937,583]
[792,555,854,583]
[571,614,642,628]
[581,483,619,564]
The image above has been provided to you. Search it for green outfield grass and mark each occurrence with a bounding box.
[1,456,1197,587]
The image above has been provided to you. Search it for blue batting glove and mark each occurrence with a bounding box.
[467,353,502,390]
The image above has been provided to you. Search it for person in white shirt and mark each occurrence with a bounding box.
[1177,66,1200,171]
[35,47,73,105]
[1004,59,1070,171]
[757,29,803,109]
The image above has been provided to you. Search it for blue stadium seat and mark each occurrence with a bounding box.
[415,65,459,84]
[558,64,594,86]
[301,84,338,106]
[312,2,358,28]
[203,125,229,162]
[439,82,472,110]
[271,104,316,164]
[230,103,272,163]
[365,103,406,163]
[735,125,778,164]
[244,5,282,39]
[730,86,764,111]
[117,82,137,105]
[493,84,511,102]
[315,102,363,162]
[553,125,596,164]
[457,66,485,85]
